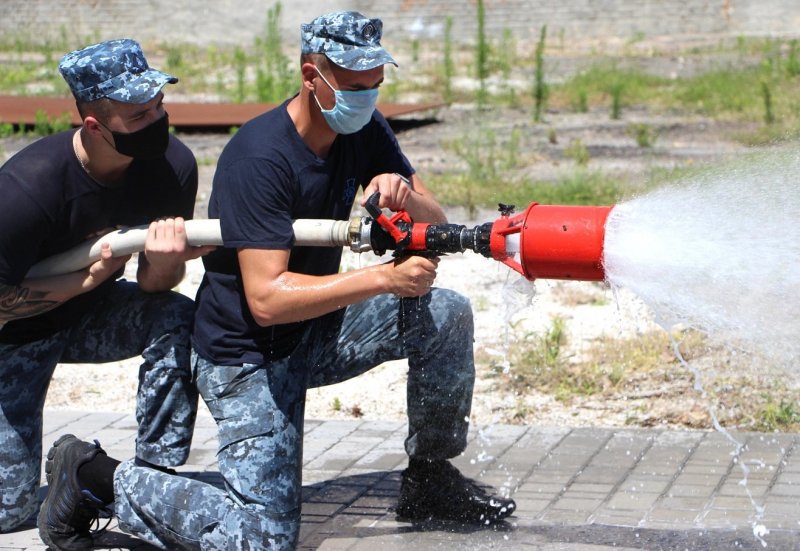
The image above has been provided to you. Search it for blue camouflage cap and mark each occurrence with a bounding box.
[301,11,398,71]
[58,38,177,104]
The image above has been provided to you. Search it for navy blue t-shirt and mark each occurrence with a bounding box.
[0,130,198,343]
[193,100,413,365]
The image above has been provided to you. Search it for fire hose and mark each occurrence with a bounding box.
[26,192,613,282]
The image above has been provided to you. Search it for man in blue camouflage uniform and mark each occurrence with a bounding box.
[0,38,215,549]
[41,12,515,550]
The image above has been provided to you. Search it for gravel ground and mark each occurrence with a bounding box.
[3,103,789,429]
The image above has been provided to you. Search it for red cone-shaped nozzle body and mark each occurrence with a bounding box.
[490,203,613,281]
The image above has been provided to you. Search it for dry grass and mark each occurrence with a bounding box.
[486,326,800,432]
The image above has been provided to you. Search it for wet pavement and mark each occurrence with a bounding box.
[2,408,799,550]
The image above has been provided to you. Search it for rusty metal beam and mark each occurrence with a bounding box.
[0,96,443,128]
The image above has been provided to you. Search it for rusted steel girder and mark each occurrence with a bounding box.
[0,96,443,128]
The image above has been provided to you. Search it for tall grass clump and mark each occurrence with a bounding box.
[787,40,800,77]
[533,25,548,122]
[609,81,624,119]
[254,3,295,103]
[497,28,518,105]
[627,122,657,147]
[442,16,454,103]
[761,80,775,124]
[233,47,247,103]
[564,138,590,166]
[551,64,666,115]
[502,317,572,396]
[755,399,800,432]
[31,109,72,136]
[475,0,489,107]
[573,86,589,113]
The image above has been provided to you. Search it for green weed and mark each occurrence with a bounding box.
[787,40,800,77]
[165,46,184,73]
[31,109,72,136]
[504,128,520,169]
[504,317,640,402]
[498,29,518,106]
[442,16,454,103]
[475,0,489,107]
[761,80,775,124]
[411,39,420,63]
[532,25,548,122]
[672,67,760,117]
[233,47,247,103]
[754,398,800,432]
[564,138,590,166]
[0,123,15,138]
[427,166,626,209]
[253,2,295,103]
[609,81,624,119]
[528,171,624,205]
[572,87,589,113]
[443,125,499,183]
[554,64,666,112]
[627,122,657,147]
[504,317,566,393]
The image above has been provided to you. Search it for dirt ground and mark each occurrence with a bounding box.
[2,100,791,430]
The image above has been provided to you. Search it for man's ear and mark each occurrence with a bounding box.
[82,116,105,136]
[300,63,317,92]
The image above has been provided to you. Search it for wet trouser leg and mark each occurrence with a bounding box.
[0,282,198,532]
[311,289,475,458]
[114,288,474,549]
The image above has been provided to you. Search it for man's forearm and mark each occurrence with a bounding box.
[0,283,60,323]
[403,175,447,224]
[406,191,448,224]
[137,261,186,293]
[0,270,96,323]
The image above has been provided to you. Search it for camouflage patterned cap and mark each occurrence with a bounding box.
[301,11,398,71]
[58,38,177,104]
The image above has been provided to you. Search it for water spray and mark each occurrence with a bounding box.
[26,191,614,282]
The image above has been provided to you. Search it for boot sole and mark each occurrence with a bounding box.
[44,433,77,487]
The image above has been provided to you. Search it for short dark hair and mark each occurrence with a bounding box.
[75,97,114,123]
[301,52,330,71]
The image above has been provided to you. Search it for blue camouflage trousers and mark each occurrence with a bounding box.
[0,281,198,532]
[114,288,475,550]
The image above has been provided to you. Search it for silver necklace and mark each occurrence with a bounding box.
[73,130,89,173]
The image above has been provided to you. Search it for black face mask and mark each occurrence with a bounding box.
[101,112,170,160]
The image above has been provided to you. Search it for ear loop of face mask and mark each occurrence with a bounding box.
[312,67,338,110]
[95,118,118,151]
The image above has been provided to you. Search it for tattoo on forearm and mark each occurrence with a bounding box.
[0,283,61,323]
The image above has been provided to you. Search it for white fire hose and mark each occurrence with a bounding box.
[25,219,356,279]
[26,213,524,280]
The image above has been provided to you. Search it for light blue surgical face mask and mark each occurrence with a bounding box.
[313,67,379,135]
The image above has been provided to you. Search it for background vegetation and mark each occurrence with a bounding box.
[3,8,800,208]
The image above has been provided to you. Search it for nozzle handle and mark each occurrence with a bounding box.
[364,191,384,220]
[364,191,409,245]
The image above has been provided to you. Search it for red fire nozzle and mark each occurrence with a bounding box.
[490,203,613,281]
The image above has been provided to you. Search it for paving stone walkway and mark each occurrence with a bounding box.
[2,409,799,550]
